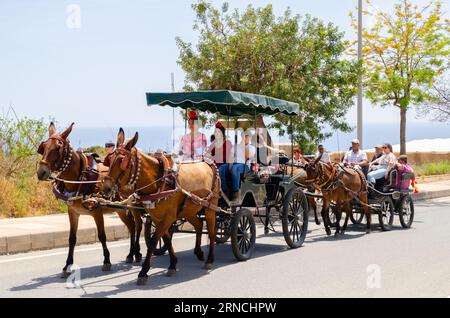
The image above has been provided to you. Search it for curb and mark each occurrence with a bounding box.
[412,189,450,201]
[1,191,449,256]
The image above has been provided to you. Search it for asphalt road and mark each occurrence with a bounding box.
[1,197,449,298]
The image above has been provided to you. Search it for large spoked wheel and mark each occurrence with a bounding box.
[144,217,168,256]
[215,216,231,244]
[230,208,256,261]
[399,195,414,228]
[282,188,309,249]
[350,209,364,224]
[378,197,394,231]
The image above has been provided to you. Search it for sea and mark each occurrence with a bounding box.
[68,122,450,154]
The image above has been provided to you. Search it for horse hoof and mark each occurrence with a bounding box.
[315,221,321,225]
[102,264,112,272]
[125,256,134,264]
[137,276,148,286]
[166,269,177,277]
[61,270,70,279]
[204,263,213,270]
[325,229,332,236]
[135,254,143,263]
[195,251,205,261]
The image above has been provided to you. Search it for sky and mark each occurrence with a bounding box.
[1,0,449,129]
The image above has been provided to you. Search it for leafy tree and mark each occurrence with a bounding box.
[0,113,47,178]
[350,0,450,154]
[176,1,359,152]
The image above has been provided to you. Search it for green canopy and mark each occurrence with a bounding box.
[146,90,299,116]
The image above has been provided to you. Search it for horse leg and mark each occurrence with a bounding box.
[361,192,371,234]
[93,213,111,271]
[186,215,204,261]
[132,210,143,262]
[341,201,351,234]
[138,216,174,285]
[204,208,216,270]
[117,210,135,263]
[334,201,342,237]
[62,208,79,278]
[310,197,320,225]
[162,231,178,277]
[320,200,331,236]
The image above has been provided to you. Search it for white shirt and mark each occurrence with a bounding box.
[344,149,368,164]
[235,142,256,166]
[315,151,330,163]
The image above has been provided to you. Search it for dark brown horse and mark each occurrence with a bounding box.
[302,155,371,236]
[37,122,143,277]
[102,129,220,285]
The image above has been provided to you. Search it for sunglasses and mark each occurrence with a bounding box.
[382,146,388,149]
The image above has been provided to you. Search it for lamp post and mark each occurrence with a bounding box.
[357,0,363,148]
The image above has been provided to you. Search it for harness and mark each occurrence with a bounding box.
[107,146,221,212]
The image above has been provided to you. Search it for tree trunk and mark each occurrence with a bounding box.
[400,107,407,155]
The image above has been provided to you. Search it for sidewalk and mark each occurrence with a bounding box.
[1,179,450,256]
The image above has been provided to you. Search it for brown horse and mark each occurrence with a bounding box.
[303,155,371,236]
[37,122,143,277]
[101,129,219,285]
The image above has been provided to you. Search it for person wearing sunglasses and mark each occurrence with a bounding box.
[367,143,397,185]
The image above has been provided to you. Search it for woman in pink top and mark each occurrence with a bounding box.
[394,155,414,189]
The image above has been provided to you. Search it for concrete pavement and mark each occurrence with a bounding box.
[1,179,449,255]
[0,197,449,298]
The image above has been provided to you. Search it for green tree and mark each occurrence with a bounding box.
[350,0,450,154]
[0,113,47,178]
[176,1,359,152]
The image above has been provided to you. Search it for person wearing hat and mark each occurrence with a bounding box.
[393,154,414,189]
[105,141,115,155]
[343,139,368,170]
[370,144,384,163]
[179,110,207,161]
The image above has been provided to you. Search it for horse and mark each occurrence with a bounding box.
[36,122,144,277]
[101,128,220,285]
[302,154,371,236]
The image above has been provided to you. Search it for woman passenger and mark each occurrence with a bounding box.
[367,143,396,185]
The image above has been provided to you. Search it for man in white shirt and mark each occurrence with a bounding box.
[315,144,331,164]
[343,139,368,170]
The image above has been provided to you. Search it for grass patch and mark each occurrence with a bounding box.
[414,161,450,176]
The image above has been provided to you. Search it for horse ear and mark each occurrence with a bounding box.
[60,122,74,140]
[48,122,56,137]
[313,153,323,165]
[125,132,139,150]
[117,128,125,147]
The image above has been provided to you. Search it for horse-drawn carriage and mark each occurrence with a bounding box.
[304,164,415,233]
[145,90,309,261]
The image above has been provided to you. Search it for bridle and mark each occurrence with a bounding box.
[104,144,142,195]
[38,135,73,175]
[303,162,337,191]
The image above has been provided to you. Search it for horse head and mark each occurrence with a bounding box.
[303,153,323,182]
[101,128,139,197]
[36,122,74,181]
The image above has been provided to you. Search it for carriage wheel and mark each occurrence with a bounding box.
[144,217,168,256]
[230,208,256,261]
[282,188,309,249]
[399,195,414,228]
[378,197,394,231]
[215,216,231,244]
[350,209,364,224]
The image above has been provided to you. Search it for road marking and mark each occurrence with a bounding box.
[0,234,193,264]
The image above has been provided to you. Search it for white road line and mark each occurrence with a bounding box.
[0,234,193,264]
